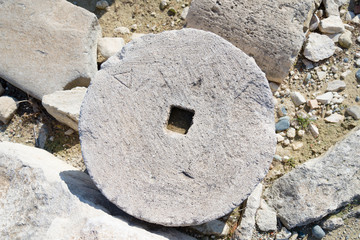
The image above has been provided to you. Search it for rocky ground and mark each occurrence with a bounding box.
[1,0,360,239]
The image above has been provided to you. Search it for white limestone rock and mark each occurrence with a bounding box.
[319,16,345,34]
[80,29,276,226]
[0,96,17,124]
[98,37,125,60]
[0,0,101,100]
[290,92,306,106]
[42,87,87,131]
[0,142,194,240]
[316,92,334,104]
[265,127,360,228]
[326,80,346,92]
[235,184,263,240]
[304,33,335,62]
[186,0,315,83]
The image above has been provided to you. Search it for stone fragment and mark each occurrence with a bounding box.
[346,106,360,120]
[98,37,125,60]
[269,82,280,93]
[287,128,296,139]
[317,70,327,80]
[181,7,189,20]
[276,117,291,132]
[80,29,276,226]
[186,0,315,83]
[191,220,230,237]
[276,134,285,143]
[292,142,304,151]
[0,142,194,240]
[312,225,326,239]
[316,92,333,104]
[323,0,340,16]
[36,123,49,149]
[312,127,324,143]
[42,87,86,131]
[235,184,263,240]
[338,30,352,48]
[256,209,277,232]
[326,80,346,92]
[325,113,344,123]
[290,92,306,106]
[265,127,360,228]
[322,217,344,230]
[352,15,360,24]
[297,129,305,137]
[0,96,17,124]
[319,16,345,34]
[276,227,292,240]
[341,70,352,80]
[114,26,131,34]
[308,99,319,109]
[96,0,109,9]
[304,33,335,62]
[0,0,101,100]
[0,83,4,96]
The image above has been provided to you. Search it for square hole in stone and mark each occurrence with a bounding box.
[166,106,195,134]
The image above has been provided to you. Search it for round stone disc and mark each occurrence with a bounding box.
[79,28,276,226]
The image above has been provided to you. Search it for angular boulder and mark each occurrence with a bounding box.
[0,0,101,100]
[42,87,87,131]
[264,127,360,229]
[0,141,193,240]
[186,0,315,83]
[80,29,276,226]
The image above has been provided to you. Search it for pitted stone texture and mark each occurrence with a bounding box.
[186,0,314,83]
[304,33,336,62]
[0,0,101,100]
[264,127,360,229]
[0,142,193,240]
[80,29,276,226]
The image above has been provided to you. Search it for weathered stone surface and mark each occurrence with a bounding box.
[316,92,333,104]
[290,92,306,106]
[319,16,345,34]
[0,142,194,240]
[265,127,360,229]
[80,29,276,226]
[338,30,352,48]
[42,87,86,131]
[256,208,277,232]
[186,0,314,83]
[304,33,335,62]
[324,113,344,123]
[0,96,17,124]
[98,37,125,60]
[346,106,360,120]
[0,0,101,100]
[326,80,346,92]
[234,183,263,240]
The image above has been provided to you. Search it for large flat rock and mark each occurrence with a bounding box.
[186,0,315,83]
[264,127,360,229]
[80,29,276,226]
[0,141,194,240]
[0,0,101,100]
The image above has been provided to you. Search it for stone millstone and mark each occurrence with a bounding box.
[186,0,315,83]
[79,29,276,226]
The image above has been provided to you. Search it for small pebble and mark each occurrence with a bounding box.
[356,69,360,82]
[356,96,360,102]
[312,225,326,239]
[96,0,109,10]
[343,57,349,63]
